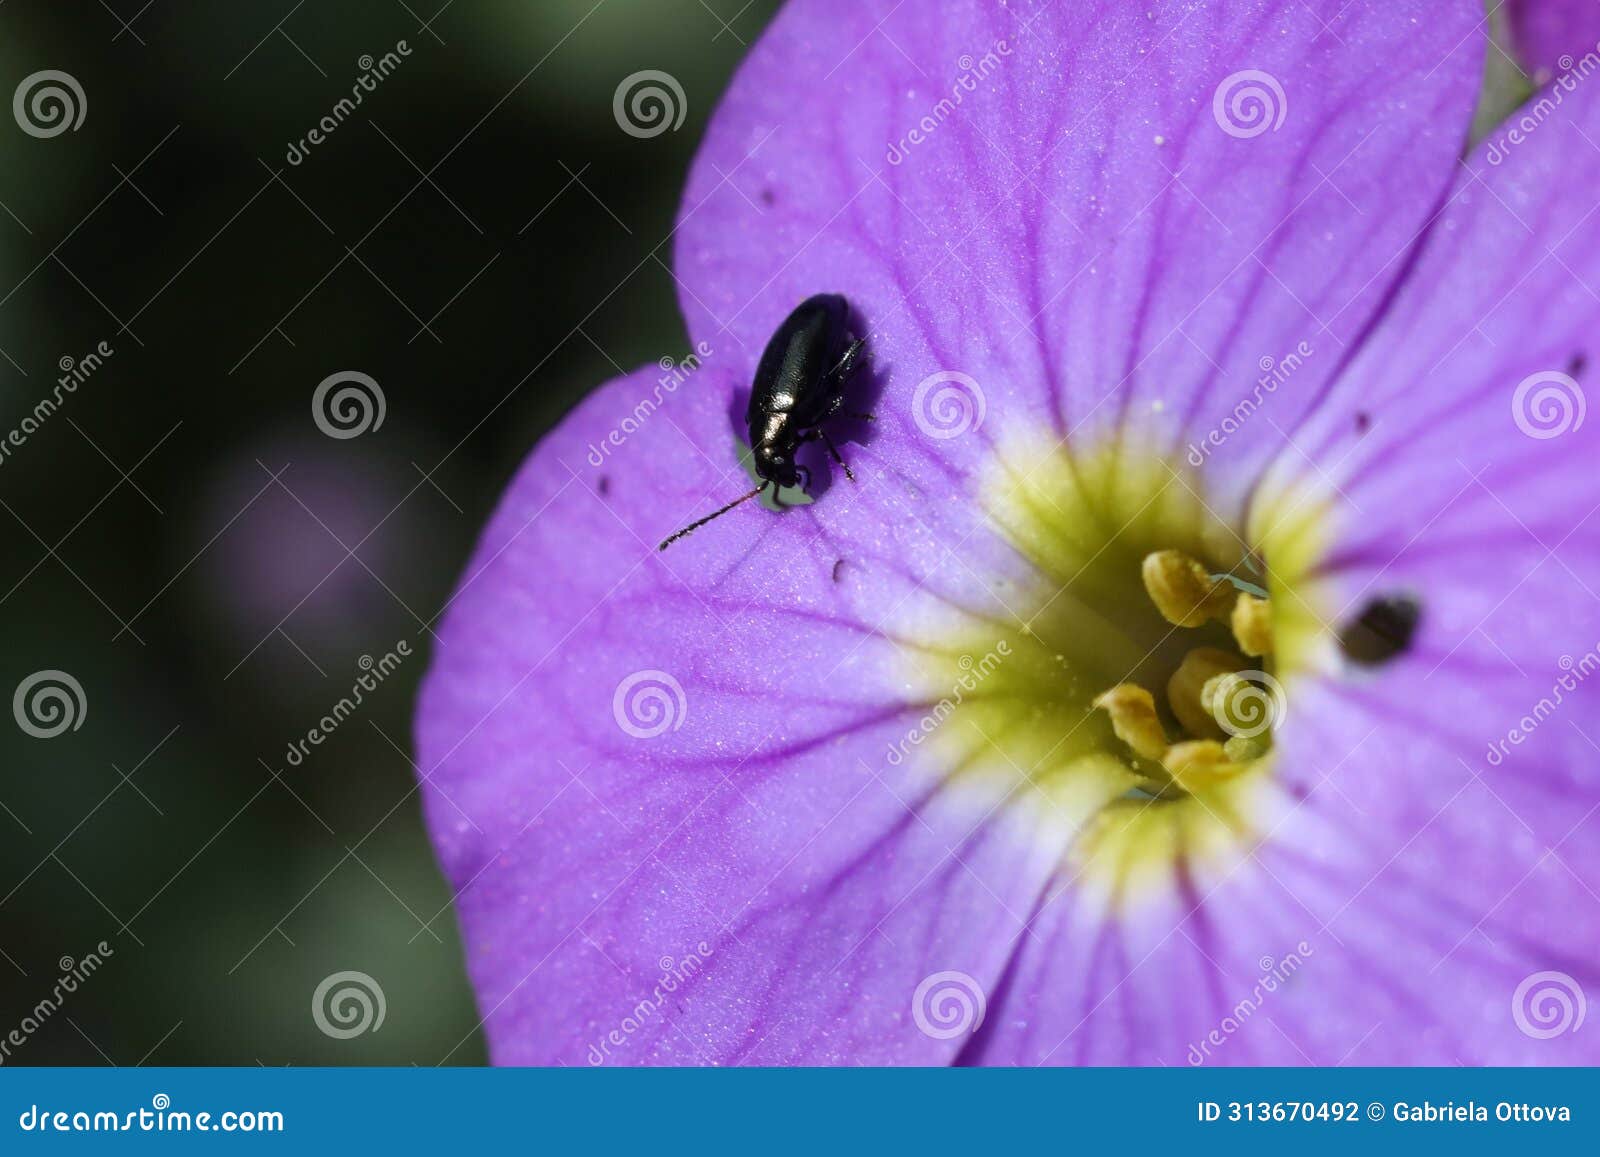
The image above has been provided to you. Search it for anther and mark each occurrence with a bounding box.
[1091,684,1169,762]
[1161,741,1248,793]
[1167,647,1246,740]
[1141,550,1237,627]
[1230,591,1273,657]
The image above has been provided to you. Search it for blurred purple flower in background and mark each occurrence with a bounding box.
[195,433,442,680]
[417,0,1600,1064]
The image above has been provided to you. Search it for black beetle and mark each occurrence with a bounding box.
[658,293,870,550]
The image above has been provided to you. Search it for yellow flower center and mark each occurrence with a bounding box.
[902,435,1332,905]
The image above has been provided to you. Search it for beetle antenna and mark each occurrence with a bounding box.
[657,483,768,551]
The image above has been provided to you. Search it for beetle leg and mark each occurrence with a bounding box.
[817,395,874,424]
[815,429,856,482]
[821,394,875,423]
[829,338,866,385]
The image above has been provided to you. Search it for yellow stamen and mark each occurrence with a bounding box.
[1224,733,1272,763]
[1091,683,1169,762]
[1231,591,1273,656]
[1089,537,1285,799]
[1162,740,1249,792]
[1167,647,1247,740]
[1141,549,1236,627]
[1202,669,1284,740]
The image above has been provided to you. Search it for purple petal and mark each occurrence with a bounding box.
[964,40,1600,1067]
[1508,0,1600,82]
[416,363,1114,1064]
[1284,46,1600,1058]
[675,0,1483,511]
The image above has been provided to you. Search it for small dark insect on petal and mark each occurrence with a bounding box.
[1338,593,1422,666]
[1354,411,1371,434]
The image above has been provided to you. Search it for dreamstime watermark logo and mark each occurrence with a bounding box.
[1187,942,1313,1064]
[912,370,985,439]
[283,642,412,767]
[13,670,86,739]
[13,70,86,138]
[612,670,687,739]
[587,942,715,1064]
[0,941,114,1065]
[1511,369,1585,439]
[911,971,986,1039]
[1512,971,1585,1039]
[312,370,386,439]
[1187,340,1314,464]
[312,970,386,1039]
[1485,644,1600,766]
[886,38,1013,165]
[586,341,713,467]
[17,1094,283,1134]
[1209,669,1286,739]
[1485,41,1600,165]
[887,641,1010,766]
[285,41,412,164]
[1212,69,1286,138]
[0,340,114,470]
[613,70,686,138]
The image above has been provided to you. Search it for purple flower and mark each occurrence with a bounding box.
[199,438,407,648]
[417,0,1600,1065]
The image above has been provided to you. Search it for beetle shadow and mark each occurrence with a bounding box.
[837,300,890,447]
[804,304,888,503]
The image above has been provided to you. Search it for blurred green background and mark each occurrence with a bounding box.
[0,0,779,1065]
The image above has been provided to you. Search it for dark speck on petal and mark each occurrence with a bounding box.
[1339,593,1422,665]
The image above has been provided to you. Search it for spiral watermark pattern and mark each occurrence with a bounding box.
[312,370,386,439]
[612,670,687,739]
[911,970,987,1040]
[312,970,386,1039]
[13,70,86,139]
[1512,971,1586,1039]
[13,670,86,738]
[1512,370,1585,439]
[613,70,687,139]
[1212,69,1286,139]
[911,371,985,439]
[1209,669,1286,739]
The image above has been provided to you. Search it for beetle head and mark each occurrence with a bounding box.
[753,442,803,489]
